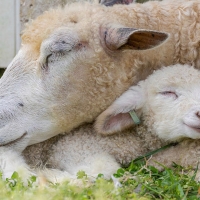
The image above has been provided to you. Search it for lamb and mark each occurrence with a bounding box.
[1,0,200,154]
[1,64,200,183]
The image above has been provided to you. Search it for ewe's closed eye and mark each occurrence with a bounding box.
[159,91,178,99]
[41,54,52,71]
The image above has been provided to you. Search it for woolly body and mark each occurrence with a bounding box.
[17,64,200,182]
[0,0,200,151]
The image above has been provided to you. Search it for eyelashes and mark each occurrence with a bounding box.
[41,54,52,71]
[159,91,178,99]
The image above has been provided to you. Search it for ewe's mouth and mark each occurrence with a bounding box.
[0,132,27,147]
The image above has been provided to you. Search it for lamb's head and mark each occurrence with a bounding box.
[96,64,200,142]
[0,2,168,151]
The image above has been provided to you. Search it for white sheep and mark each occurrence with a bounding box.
[1,0,200,153]
[1,64,200,183]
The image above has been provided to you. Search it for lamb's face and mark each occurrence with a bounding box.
[0,2,168,151]
[143,64,200,141]
[96,64,200,142]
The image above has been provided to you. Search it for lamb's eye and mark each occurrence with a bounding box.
[159,91,178,99]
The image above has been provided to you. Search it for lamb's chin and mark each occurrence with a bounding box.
[182,123,200,139]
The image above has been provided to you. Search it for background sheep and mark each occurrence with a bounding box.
[1,0,200,154]
[1,64,199,183]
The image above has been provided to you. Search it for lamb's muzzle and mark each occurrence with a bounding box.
[183,107,200,135]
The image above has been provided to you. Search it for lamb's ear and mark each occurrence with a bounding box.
[100,25,169,51]
[100,0,135,6]
[95,84,145,135]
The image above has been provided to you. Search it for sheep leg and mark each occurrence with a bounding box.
[38,168,76,184]
[0,147,35,184]
[60,153,121,181]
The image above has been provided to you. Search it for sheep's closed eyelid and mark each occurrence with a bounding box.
[51,41,74,53]
[46,54,52,62]
[41,53,52,71]
[159,91,178,99]
[41,54,52,71]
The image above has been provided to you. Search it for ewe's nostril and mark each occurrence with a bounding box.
[18,103,24,107]
[196,112,200,118]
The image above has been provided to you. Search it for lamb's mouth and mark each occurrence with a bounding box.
[0,132,27,147]
[184,123,200,133]
[190,127,200,133]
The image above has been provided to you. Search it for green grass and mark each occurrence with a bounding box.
[0,161,199,200]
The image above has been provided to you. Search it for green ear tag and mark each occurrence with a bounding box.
[129,110,141,125]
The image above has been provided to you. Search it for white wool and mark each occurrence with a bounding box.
[1,64,199,183]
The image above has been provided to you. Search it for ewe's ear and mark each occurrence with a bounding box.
[100,0,135,6]
[95,85,145,135]
[100,25,169,51]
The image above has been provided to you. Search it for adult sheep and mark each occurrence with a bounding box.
[0,0,200,154]
[1,64,200,183]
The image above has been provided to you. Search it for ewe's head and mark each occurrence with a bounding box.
[0,2,168,151]
[96,64,200,142]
